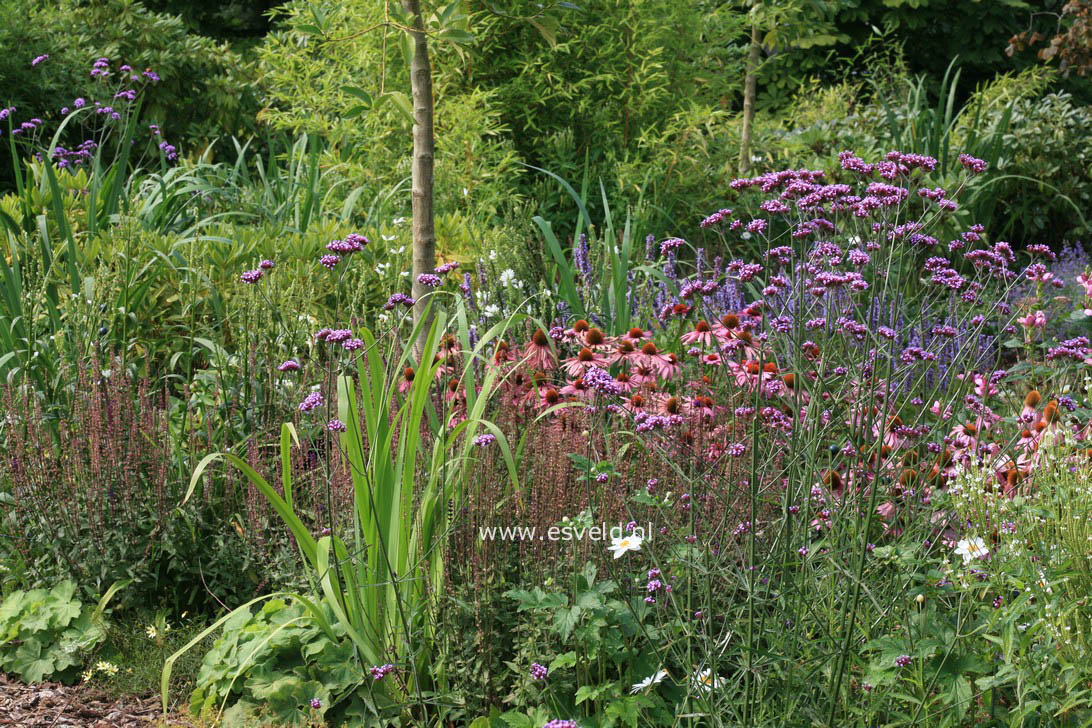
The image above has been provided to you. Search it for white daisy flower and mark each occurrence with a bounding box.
[691,668,725,693]
[630,669,668,694]
[953,537,989,564]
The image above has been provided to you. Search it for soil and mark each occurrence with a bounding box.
[0,673,198,727]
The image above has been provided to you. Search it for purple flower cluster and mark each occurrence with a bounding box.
[50,139,98,168]
[700,208,733,228]
[31,54,49,67]
[543,721,580,728]
[1047,336,1092,361]
[659,237,685,256]
[240,269,264,284]
[384,293,416,310]
[90,57,111,79]
[278,360,300,372]
[435,261,459,274]
[958,153,988,174]
[473,433,496,447]
[320,255,340,270]
[299,391,323,413]
[326,419,346,432]
[530,662,548,680]
[326,233,368,254]
[370,663,395,681]
[417,273,442,287]
[583,366,622,396]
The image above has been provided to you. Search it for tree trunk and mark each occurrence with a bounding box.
[403,0,436,356]
[738,21,761,176]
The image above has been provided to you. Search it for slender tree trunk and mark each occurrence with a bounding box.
[738,21,761,176]
[403,0,436,355]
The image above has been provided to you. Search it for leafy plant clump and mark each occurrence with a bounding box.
[188,598,396,727]
[0,580,116,683]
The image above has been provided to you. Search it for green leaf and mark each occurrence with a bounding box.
[554,606,581,640]
[528,17,558,47]
[12,640,54,683]
[499,711,534,728]
[340,86,373,106]
[439,29,474,45]
[575,684,606,705]
[383,91,414,125]
[550,651,578,670]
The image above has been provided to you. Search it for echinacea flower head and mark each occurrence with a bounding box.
[954,537,989,564]
[691,668,725,693]
[631,669,669,694]
[609,533,642,559]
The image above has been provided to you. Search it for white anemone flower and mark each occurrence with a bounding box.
[954,537,989,564]
[630,670,668,694]
[609,533,643,559]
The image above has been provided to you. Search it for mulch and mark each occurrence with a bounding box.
[0,673,199,727]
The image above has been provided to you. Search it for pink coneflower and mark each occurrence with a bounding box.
[538,387,563,410]
[688,395,715,418]
[622,391,649,414]
[445,377,463,404]
[560,377,591,400]
[608,339,641,366]
[583,327,613,349]
[563,347,608,377]
[630,364,659,387]
[562,319,591,342]
[623,327,652,343]
[655,394,684,416]
[613,370,636,393]
[712,312,739,340]
[493,340,516,365]
[658,352,683,380]
[681,320,716,347]
[522,329,556,370]
[398,367,415,393]
[701,352,723,366]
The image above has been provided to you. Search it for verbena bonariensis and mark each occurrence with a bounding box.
[272,151,1092,576]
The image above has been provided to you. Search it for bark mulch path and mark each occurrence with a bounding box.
[0,673,199,727]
